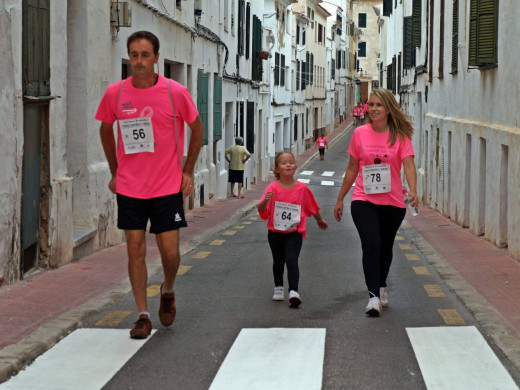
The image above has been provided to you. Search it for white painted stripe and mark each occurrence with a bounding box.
[300,170,314,175]
[321,181,335,186]
[298,178,310,183]
[209,328,326,390]
[406,326,518,390]
[0,329,155,390]
[321,171,334,177]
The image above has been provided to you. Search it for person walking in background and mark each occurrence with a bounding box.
[257,151,328,308]
[97,31,203,338]
[333,88,418,317]
[315,133,328,161]
[225,137,250,198]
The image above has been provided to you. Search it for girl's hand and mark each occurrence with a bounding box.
[317,218,328,230]
[264,191,274,201]
[334,201,344,222]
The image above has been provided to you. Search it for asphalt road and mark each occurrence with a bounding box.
[70,131,520,389]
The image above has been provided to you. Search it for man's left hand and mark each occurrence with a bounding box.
[181,172,194,198]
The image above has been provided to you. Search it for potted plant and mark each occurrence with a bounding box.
[258,50,270,60]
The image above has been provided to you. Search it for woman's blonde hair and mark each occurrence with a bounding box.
[369,88,414,146]
[273,151,295,180]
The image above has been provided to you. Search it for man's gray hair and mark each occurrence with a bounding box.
[235,136,243,145]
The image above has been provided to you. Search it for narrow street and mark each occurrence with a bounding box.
[2,128,519,389]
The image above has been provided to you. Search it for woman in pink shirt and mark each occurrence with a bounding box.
[334,89,418,317]
[258,152,328,308]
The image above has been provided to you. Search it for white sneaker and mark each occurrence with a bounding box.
[365,297,382,317]
[288,290,302,308]
[272,286,284,301]
[380,287,389,307]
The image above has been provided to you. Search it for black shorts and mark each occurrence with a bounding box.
[116,192,188,234]
[228,169,244,184]
[318,148,325,156]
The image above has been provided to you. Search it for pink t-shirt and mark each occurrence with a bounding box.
[348,123,414,208]
[95,75,199,199]
[258,181,320,238]
[316,137,327,149]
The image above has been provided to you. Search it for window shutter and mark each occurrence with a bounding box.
[251,15,263,81]
[478,0,498,65]
[469,0,498,66]
[412,0,421,48]
[213,76,222,141]
[197,70,209,145]
[386,63,392,90]
[452,0,459,73]
[404,17,413,69]
[23,0,50,96]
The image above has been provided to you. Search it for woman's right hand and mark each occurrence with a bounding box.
[334,201,344,222]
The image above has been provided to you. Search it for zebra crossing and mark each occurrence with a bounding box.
[1,325,517,390]
[297,170,344,187]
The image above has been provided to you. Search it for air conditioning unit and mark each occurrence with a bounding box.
[111,1,132,27]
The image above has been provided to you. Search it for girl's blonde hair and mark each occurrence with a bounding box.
[369,88,414,146]
[273,151,295,180]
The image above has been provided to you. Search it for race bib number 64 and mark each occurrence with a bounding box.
[273,201,301,231]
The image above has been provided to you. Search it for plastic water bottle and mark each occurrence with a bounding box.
[403,189,419,216]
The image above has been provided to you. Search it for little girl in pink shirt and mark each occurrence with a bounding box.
[257,151,328,308]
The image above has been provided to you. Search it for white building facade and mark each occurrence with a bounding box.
[0,0,354,285]
[381,0,520,260]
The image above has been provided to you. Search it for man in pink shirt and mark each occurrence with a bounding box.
[97,31,203,339]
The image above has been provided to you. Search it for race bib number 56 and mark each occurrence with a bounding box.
[273,201,301,231]
[120,117,155,154]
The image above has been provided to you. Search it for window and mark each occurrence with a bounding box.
[274,53,280,86]
[452,0,459,73]
[383,0,392,16]
[412,0,421,47]
[469,0,498,67]
[358,42,366,57]
[238,0,244,55]
[428,0,434,82]
[439,0,445,78]
[245,2,251,59]
[296,25,300,45]
[358,13,367,28]
[296,60,300,91]
[280,54,286,87]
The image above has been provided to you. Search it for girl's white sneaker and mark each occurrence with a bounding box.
[288,290,302,308]
[272,286,284,301]
[365,297,382,317]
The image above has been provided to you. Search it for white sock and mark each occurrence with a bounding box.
[138,312,150,319]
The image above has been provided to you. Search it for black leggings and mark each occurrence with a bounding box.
[267,231,303,292]
[351,201,406,298]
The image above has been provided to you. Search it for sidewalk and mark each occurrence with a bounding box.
[1,117,520,381]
